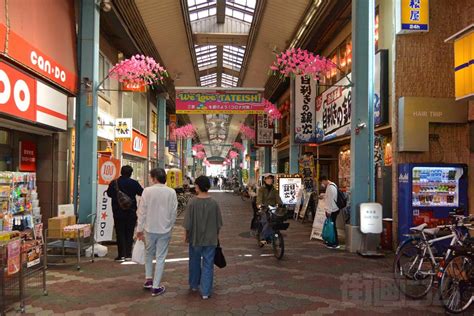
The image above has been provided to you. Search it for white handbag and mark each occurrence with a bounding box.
[132,240,146,265]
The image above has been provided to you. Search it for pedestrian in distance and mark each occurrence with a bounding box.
[184,175,223,300]
[136,168,178,297]
[107,165,143,262]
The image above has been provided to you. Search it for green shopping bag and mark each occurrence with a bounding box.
[321,218,336,246]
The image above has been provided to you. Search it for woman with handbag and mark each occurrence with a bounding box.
[184,175,223,300]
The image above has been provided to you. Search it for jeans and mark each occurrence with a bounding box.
[189,245,216,297]
[260,213,273,240]
[329,210,340,246]
[145,231,172,289]
[114,213,137,258]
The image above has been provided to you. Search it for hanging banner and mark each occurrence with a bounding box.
[294,76,318,143]
[98,109,115,141]
[176,88,265,114]
[96,156,120,242]
[114,118,132,141]
[255,114,274,147]
[396,0,429,34]
[168,115,177,153]
[299,154,315,190]
[278,175,303,205]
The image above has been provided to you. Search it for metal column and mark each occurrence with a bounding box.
[289,78,299,174]
[186,138,192,176]
[350,0,375,228]
[75,0,100,223]
[157,94,167,169]
[264,147,271,173]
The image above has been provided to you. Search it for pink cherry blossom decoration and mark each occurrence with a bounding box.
[195,151,206,160]
[239,124,255,140]
[175,124,195,139]
[192,144,205,152]
[232,142,245,152]
[109,54,168,85]
[269,48,334,81]
[263,99,282,120]
[228,150,239,159]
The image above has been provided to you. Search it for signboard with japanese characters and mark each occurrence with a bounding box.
[256,114,274,147]
[278,175,303,205]
[294,76,318,143]
[114,118,132,142]
[176,88,265,114]
[96,156,120,242]
[360,203,383,234]
[396,0,429,34]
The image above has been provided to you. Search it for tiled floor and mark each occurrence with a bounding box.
[16,193,461,315]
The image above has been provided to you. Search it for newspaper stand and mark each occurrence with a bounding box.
[0,239,47,315]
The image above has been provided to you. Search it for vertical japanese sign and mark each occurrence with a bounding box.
[168,114,177,153]
[397,0,429,34]
[278,176,303,205]
[299,154,315,190]
[294,76,317,143]
[114,118,132,141]
[256,114,274,146]
[96,156,120,242]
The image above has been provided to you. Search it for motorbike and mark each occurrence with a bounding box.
[252,205,289,260]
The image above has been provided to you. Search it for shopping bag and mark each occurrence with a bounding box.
[132,240,146,265]
[321,218,336,246]
[214,241,227,269]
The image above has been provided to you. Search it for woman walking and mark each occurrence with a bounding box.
[184,175,223,300]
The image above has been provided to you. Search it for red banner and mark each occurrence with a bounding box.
[98,156,120,185]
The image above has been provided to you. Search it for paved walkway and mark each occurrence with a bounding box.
[19,193,459,315]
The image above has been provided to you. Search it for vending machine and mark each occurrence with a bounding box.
[398,163,468,241]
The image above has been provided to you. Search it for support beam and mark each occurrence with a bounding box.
[348,0,375,236]
[216,46,224,87]
[199,67,240,78]
[194,33,248,46]
[157,94,167,169]
[76,0,99,223]
[216,0,226,24]
[289,79,299,174]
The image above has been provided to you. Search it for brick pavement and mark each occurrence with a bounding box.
[13,193,465,315]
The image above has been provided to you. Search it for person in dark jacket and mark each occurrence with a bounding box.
[256,174,282,243]
[107,165,143,261]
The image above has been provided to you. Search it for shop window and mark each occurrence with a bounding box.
[99,53,112,98]
[0,130,10,145]
[122,92,148,134]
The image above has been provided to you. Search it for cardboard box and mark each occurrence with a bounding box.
[48,217,68,230]
[47,229,63,239]
[66,215,76,226]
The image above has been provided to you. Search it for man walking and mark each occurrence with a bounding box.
[136,168,178,297]
[107,165,143,262]
[319,176,341,249]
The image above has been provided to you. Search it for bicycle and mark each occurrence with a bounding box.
[252,205,289,260]
[175,187,194,217]
[393,214,472,299]
[439,239,474,313]
[240,186,251,201]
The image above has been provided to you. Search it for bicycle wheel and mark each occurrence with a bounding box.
[177,196,186,216]
[272,232,285,260]
[241,191,251,201]
[439,255,474,314]
[393,239,435,299]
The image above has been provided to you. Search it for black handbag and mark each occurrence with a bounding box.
[114,180,133,210]
[214,241,226,269]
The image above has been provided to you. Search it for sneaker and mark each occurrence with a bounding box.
[125,258,132,262]
[325,244,340,250]
[190,288,198,292]
[114,257,125,262]
[202,295,210,300]
[143,279,153,289]
[151,286,166,297]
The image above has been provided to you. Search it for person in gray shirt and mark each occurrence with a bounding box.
[184,175,223,300]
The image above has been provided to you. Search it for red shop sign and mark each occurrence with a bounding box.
[122,80,147,93]
[123,130,148,159]
[0,61,68,130]
[19,141,36,172]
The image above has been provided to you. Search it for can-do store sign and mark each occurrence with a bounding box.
[123,130,148,158]
[0,61,68,130]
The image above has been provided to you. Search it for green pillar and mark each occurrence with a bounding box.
[350,0,375,227]
[157,94,167,169]
[264,147,271,173]
[75,0,100,223]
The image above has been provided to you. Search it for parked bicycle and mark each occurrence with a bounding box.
[252,205,289,260]
[439,238,474,313]
[175,186,195,217]
[393,213,473,299]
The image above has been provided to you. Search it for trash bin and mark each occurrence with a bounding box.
[381,218,393,250]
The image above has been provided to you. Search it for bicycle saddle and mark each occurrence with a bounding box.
[410,223,439,235]
[410,223,428,232]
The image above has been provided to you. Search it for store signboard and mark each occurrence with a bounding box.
[0,61,68,130]
[0,1,78,93]
[255,114,274,147]
[114,118,132,141]
[278,175,303,205]
[97,109,115,141]
[19,141,36,172]
[96,157,120,242]
[168,114,177,153]
[314,51,388,143]
[360,203,383,234]
[294,75,318,143]
[123,129,148,158]
[447,27,474,100]
[151,141,157,159]
[122,80,146,93]
[299,154,315,191]
[396,0,429,34]
[176,88,265,114]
